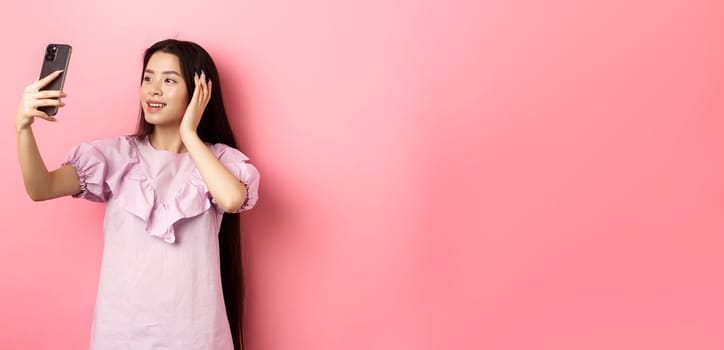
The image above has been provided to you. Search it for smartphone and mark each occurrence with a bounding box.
[38,43,72,116]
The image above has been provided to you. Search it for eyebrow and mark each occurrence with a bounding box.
[144,69,182,76]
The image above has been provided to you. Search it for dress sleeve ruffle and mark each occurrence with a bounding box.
[62,142,110,202]
[189,144,261,214]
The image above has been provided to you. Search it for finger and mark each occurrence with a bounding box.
[30,98,64,107]
[30,110,55,121]
[197,73,205,102]
[201,72,210,98]
[29,70,64,91]
[200,71,208,94]
[206,80,213,102]
[36,114,57,122]
[191,73,200,102]
[32,90,67,99]
[197,74,205,100]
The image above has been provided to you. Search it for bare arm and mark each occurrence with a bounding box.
[183,131,248,212]
[181,72,247,212]
[16,70,81,201]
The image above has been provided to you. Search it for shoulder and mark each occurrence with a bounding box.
[86,135,136,149]
[70,136,140,164]
[77,135,135,151]
[208,143,250,161]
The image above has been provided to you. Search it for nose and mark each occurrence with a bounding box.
[147,79,162,96]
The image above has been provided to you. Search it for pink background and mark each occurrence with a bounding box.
[1,0,723,349]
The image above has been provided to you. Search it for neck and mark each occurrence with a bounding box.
[149,126,186,153]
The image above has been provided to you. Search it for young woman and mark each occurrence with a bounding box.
[16,39,260,350]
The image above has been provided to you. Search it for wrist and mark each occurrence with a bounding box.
[180,127,200,143]
[16,121,32,133]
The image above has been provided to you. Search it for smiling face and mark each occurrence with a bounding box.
[140,51,189,127]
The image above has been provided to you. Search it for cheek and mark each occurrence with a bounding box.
[180,95,190,107]
[170,87,189,105]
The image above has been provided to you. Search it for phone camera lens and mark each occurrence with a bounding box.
[51,46,57,51]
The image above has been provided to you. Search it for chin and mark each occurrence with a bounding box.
[144,114,181,127]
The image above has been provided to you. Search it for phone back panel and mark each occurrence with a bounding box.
[39,44,71,115]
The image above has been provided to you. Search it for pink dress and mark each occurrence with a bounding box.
[63,136,260,350]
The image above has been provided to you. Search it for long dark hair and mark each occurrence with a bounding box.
[133,39,244,350]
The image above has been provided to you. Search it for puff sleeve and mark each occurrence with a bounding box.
[206,144,260,213]
[62,142,110,202]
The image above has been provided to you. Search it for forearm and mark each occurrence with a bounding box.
[182,131,247,212]
[17,126,53,200]
[17,126,80,201]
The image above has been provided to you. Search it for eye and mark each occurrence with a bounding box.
[142,76,152,82]
[164,78,177,84]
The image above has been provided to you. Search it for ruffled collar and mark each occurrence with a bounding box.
[106,136,213,243]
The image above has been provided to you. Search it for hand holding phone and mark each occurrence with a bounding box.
[38,43,72,116]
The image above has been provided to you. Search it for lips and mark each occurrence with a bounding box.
[145,100,167,113]
[146,100,166,108]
